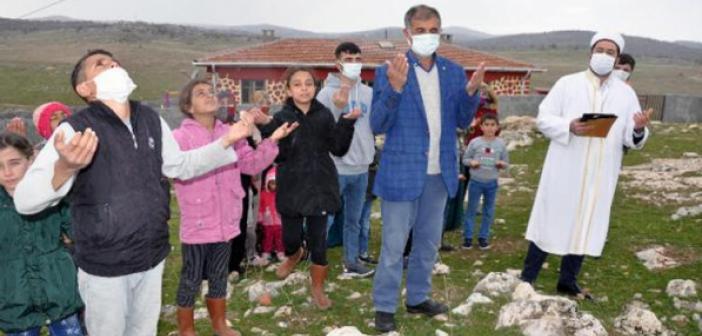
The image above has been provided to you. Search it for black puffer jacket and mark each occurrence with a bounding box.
[262,98,355,217]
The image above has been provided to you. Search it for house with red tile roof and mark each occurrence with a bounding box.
[194,38,543,106]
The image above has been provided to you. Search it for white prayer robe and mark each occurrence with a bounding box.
[525,70,649,257]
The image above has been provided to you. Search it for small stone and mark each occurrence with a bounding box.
[252,306,276,314]
[473,260,484,266]
[666,279,697,298]
[433,263,450,275]
[495,218,506,225]
[542,262,549,270]
[435,329,449,336]
[634,293,643,300]
[274,305,292,318]
[433,314,448,321]
[671,314,689,325]
[278,321,288,328]
[682,152,699,158]
[194,307,208,320]
[347,292,362,300]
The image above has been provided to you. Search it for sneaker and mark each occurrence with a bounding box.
[461,239,473,250]
[251,254,270,267]
[406,299,448,317]
[275,252,287,262]
[359,254,378,265]
[374,311,396,332]
[343,261,375,278]
[478,238,491,250]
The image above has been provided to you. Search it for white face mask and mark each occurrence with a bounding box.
[341,62,362,80]
[93,67,137,103]
[589,53,616,76]
[612,69,631,81]
[409,33,440,58]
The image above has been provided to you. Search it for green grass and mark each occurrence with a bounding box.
[157,123,701,335]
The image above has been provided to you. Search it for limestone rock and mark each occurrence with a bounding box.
[325,326,367,336]
[666,279,697,298]
[614,302,667,335]
[635,246,679,270]
[433,262,450,275]
[473,272,521,297]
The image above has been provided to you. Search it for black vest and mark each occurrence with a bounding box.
[67,101,170,276]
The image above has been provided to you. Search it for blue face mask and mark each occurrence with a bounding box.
[410,33,440,57]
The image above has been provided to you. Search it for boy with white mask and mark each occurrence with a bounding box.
[519,32,651,300]
[317,42,376,278]
[370,4,485,332]
[13,49,254,336]
[613,53,636,84]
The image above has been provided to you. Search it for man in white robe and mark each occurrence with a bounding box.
[520,32,651,298]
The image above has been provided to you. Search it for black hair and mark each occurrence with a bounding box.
[0,132,34,159]
[334,42,362,59]
[480,113,499,125]
[404,4,441,29]
[618,53,636,71]
[70,49,114,96]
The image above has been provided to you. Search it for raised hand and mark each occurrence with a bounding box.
[332,84,351,109]
[469,160,480,168]
[466,62,486,95]
[5,117,27,137]
[54,128,99,172]
[247,108,273,125]
[223,119,253,147]
[270,122,300,142]
[496,160,507,169]
[386,53,408,93]
[634,108,653,130]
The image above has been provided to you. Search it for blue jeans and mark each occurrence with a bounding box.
[7,314,83,336]
[463,179,498,241]
[373,174,448,313]
[358,197,374,257]
[327,172,368,264]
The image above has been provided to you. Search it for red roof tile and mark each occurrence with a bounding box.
[196,38,538,72]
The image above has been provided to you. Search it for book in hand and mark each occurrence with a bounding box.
[579,113,618,138]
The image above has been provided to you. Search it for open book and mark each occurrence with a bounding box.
[579,113,618,138]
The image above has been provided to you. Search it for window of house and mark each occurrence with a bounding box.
[241,80,266,104]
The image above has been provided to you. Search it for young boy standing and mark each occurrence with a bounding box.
[462,113,508,250]
[13,49,253,336]
[317,42,375,277]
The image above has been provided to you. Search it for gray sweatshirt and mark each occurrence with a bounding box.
[317,73,375,175]
[462,136,509,183]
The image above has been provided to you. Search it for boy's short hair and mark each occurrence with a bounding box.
[618,53,636,71]
[480,112,499,125]
[404,4,441,29]
[70,49,114,94]
[334,42,362,59]
[179,78,212,118]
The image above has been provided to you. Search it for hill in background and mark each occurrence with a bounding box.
[1,17,701,106]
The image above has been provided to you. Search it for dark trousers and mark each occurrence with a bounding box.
[282,214,327,265]
[228,175,251,274]
[520,242,585,287]
[177,242,231,307]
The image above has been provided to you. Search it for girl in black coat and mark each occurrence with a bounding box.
[260,67,359,309]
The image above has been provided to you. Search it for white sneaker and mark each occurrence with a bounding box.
[276,252,287,262]
[251,254,270,267]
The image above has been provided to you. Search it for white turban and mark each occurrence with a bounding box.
[590,31,625,53]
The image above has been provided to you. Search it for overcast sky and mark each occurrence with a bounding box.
[3,0,701,42]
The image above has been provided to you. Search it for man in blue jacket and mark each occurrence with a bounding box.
[370,4,485,332]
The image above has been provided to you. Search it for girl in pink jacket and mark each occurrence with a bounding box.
[172,79,296,336]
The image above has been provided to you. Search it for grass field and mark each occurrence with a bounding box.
[155,123,701,336]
